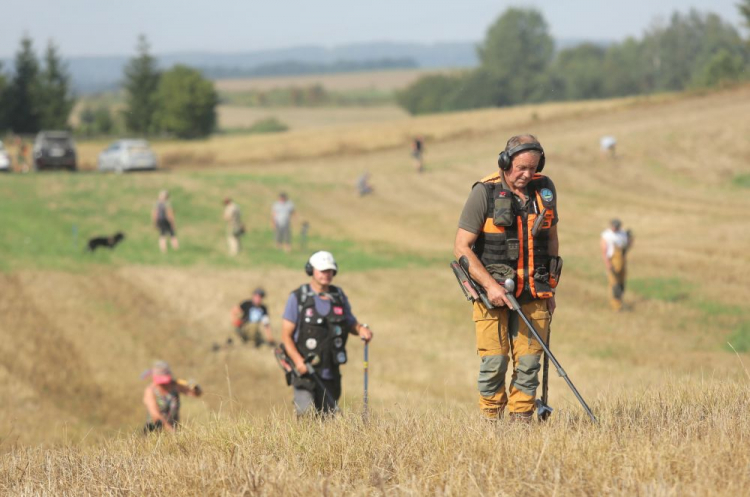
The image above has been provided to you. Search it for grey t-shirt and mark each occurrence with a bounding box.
[458,179,559,234]
[272,200,295,227]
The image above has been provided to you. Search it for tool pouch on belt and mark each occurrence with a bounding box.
[292,375,316,391]
[533,266,553,294]
[485,264,517,284]
[549,256,563,288]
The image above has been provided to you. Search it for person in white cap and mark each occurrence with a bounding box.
[280,251,373,416]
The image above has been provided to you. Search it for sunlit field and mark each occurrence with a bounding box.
[1,85,750,495]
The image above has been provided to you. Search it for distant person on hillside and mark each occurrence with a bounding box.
[454,134,560,423]
[600,219,633,312]
[357,171,374,196]
[600,135,617,159]
[15,136,29,173]
[280,251,373,416]
[300,221,310,251]
[230,287,275,348]
[142,361,202,434]
[152,190,179,253]
[223,197,245,256]
[271,192,295,253]
[411,136,424,173]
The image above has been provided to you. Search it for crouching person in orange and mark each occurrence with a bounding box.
[454,134,560,422]
[142,361,202,433]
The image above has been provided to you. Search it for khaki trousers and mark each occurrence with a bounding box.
[473,299,550,418]
[608,248,626,311]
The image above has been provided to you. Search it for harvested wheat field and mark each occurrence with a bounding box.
[1,85,750,495]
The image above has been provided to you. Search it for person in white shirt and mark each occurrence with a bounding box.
[600,219,633,311]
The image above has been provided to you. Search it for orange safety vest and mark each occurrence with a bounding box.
[472,172,558,300]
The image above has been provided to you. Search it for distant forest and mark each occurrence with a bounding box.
[398,7,750,115]
[199,58,417,79]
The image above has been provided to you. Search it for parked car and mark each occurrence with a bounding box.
[0,140,11,172]
[33,131,77,171]
[98,139,158,173]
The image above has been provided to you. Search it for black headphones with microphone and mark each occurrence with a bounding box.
[498,142,546,172]
[305,257,338,276]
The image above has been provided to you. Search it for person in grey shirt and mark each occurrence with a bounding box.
[271,192,295,253]
[152,190,179,253]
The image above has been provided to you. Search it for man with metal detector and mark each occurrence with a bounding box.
[454,134,564,423]
[278,251,373,416]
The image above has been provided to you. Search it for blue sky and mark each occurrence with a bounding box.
[0,0,745,57]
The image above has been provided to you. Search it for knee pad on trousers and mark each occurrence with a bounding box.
[613,284,624,299]
[478,355,509,397]
[511,354,541,396]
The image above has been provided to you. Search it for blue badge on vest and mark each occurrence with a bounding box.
[540,188,554,203]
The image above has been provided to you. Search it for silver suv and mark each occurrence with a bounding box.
[33,131,77,172]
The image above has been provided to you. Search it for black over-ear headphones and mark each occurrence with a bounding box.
[305,258,338,276]
[498,142,546,172]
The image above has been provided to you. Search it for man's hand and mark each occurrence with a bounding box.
[486,282,514,309]
[546,295,556,315]
[294,358,308,375]
[357,324,373,342]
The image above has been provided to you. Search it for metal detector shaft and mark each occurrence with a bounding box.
[363,342,369,420]
[503,279,598,424]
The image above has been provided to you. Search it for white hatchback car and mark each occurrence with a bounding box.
[0,140,11,172]
[98,139,158,172]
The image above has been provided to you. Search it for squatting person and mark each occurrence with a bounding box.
[231,287,276,347]
[280,251,373,415]
[142,361,202,433]
[454,134,561,422]
[600,218,633,311]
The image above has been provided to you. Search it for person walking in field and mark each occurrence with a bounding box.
[271,192,295,253]
[280,251,373,416]
[152,190,179,253]
[411,136,424,173]
[600,219,633,311]
[230,287,276,347]
[223,197,245,256]
[15,136,29,173]
[142,361,202,433]
[454,134,561,422]
[600,135,617,160]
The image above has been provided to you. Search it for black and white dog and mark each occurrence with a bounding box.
[87,232,125,252]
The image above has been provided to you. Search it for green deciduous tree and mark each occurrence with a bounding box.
[154,65,218,139]
[38,41,75,129]
[693,48,746,87]
[739,0,750,32]
[551,43,607,100]
[123,35,160,134]
[8,36,42,134]
[478,8,555,103]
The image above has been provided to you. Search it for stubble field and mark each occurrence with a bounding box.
[1,85,750,495]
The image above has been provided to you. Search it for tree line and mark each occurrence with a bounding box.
[0,35,218,139]
[398,6,750,115]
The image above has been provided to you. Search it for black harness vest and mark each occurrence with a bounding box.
[293,284,350,377]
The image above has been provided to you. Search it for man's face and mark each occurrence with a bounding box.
[312,268,335,286]
[252,293,263,305]
[504,151,540,190]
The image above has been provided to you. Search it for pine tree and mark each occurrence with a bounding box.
[0,63,9,132]
[39,41,75,129]
[8,35,42,134]
[123,35,160,134]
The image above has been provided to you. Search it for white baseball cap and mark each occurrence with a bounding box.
[309,251,337,271]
